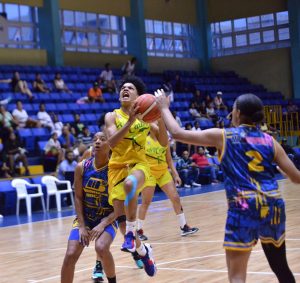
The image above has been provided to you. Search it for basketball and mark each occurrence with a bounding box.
[136,93,161,123]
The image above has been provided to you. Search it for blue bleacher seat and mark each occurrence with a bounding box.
[18,128,35,151]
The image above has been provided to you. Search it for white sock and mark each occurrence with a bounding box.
[137,219,144,230]
[126,220,136,234]
[177,213,186,229]
[136,243,147,257]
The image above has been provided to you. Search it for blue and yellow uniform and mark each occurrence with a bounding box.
[69,157,118,241]
[220,125,284,251]
[144,135,173,188]
[108,108,151,204]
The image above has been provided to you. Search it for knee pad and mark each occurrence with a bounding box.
[124,175,138,206]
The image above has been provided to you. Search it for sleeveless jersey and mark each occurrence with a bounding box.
[145,135,168,172]
[82,157,113,222]
[109,108,150,168]
[220,125,280,208]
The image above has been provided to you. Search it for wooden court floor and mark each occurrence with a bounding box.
[0,179,299,283]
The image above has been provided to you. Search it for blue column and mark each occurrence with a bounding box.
[38,0,63,66]
[194,0,211,72]
[288,0,300,98]
[125,0,148,71]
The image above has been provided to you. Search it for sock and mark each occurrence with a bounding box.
[126,220,136,234]
[107,276,116,283]
[177,213,186,229]
[95,260,102,270]
[137,219,144,230]
[136,243,147,257]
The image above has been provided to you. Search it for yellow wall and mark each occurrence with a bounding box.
[208,0,287,22]
[0,0,43,6]
[148,57,200,73]
[144,0,196,24]
[0,48,47,65]
[64,52,130,68]
[59,0,130,16]
[211,48,292,98]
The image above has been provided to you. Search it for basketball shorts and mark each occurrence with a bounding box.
[68,217,118,241]
[145,169,173,188]
[108,163,150,205]
[223,198,286,251]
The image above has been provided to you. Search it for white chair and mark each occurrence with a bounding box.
[41,175,74,211]
[11,178,46,217]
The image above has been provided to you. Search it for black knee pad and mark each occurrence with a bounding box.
[116,215,126,224]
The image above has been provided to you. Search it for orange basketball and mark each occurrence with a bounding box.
[136,94,161,123]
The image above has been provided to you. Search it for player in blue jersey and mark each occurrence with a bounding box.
[156,91,299,283]
[61,132,118,283]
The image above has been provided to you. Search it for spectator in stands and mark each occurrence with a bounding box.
[87,81,104,103]
[0,138,10,178]
[122,57,137,77]
[192,147,219,184]
[286,100,298,113]
[70,114,85,137]
[5,132,29,176]
[206,102,218,122]
[52,114,64,137]
[0,71,33,100]
[57,149,77,180]
[59,125,76,150]
[45,132,63,167]
[99,63,117,93]
[193,90,203,108]
[53,73,72,93]
[37,103,54,131]
[172,110,182,127]
[162,78,174,103]
[12,100,41,128]
[214,91,227,110]
[77,126,93,147]
[176,150,201,188]
[33,73,50,93]
[189,102,202,119]
[192,121,201,132]
[174,74,184,93]
[0,105,19,132]
[202,94,213,109]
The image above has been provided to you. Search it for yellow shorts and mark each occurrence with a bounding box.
[108,163,150,205]
[145,169,173,188]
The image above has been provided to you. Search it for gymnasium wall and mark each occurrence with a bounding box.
[211,48,292,98]
[0,0,43,7]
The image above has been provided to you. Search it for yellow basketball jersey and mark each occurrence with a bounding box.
[145,135,168,172]
[109,108,150,168]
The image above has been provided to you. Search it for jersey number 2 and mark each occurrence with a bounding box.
[246,150,264,172]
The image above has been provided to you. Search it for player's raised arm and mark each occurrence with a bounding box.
[273,139,300,183]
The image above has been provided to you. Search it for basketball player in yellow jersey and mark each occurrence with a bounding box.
[105,76,157,277]
[137,126,199,241]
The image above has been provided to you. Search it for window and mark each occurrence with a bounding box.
[61,10,127,54]
[211,11,290,57]
[0,3,39,49]
[145,19,195,58]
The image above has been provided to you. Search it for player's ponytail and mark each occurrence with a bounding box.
[235,93,264,124]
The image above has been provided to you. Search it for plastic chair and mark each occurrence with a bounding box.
[11,178,46,216]
[41,175,74,211]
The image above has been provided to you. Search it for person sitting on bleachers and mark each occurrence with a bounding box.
[0,105,19,132]
[176,150,201,188]
[192,89,203,108]
[59,125,76,150]
[70,114,85,137]
[53,73,72,93]
[87,81,104,103]
[122,56,137,78]
[45,132,63,168]
[52,114,64,137]
[37,103,54,131]
[173,74,185,93]
[77,126,93,147]
[192,147,219,184]
[12,100,41,128]
[33,73,50,93]
[57,149,77,180]
[0,138,11,178]
[0,71,33,100]
[202,94,213,109]
[4,132,29,176]
[206,102,218,122]
[172,110,182,127]
[189,102,202,119]
[99,63,117,93]
[162,78,174,103]
[214,91,227,110]
[192,121,202,131]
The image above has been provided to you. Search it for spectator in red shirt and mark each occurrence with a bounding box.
[192,147,218,184]
[88,81,104,103]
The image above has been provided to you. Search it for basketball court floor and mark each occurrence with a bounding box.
[0,179,299,283]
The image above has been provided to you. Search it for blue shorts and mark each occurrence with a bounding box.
[68,217,118,241]
[224,198,286,251]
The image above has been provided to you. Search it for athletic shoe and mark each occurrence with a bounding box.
[122,231,136,252]
[91,261,104,281]
[192,182,202,187]
[181,224,199,236]
[131,251,144,269]
[137,229,148,241]
[140,243,157,277]
[184,184,191,188]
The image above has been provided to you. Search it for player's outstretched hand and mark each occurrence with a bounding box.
[155,89,170,109]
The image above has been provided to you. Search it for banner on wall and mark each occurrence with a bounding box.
[0,13,8,44]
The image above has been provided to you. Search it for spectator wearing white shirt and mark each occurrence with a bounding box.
[52,114,64,137]
[12,101,40,128]
[122,57,137,78]
[54,73,72,93]
[37,103,54,131]
[171,110,182,127]
[99,63,117,93]
[192,121,202,131]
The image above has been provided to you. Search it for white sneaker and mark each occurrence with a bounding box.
[192,182,202,187]
[184,184,191,188]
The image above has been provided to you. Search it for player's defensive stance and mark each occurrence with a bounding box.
[61,132,118,283]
